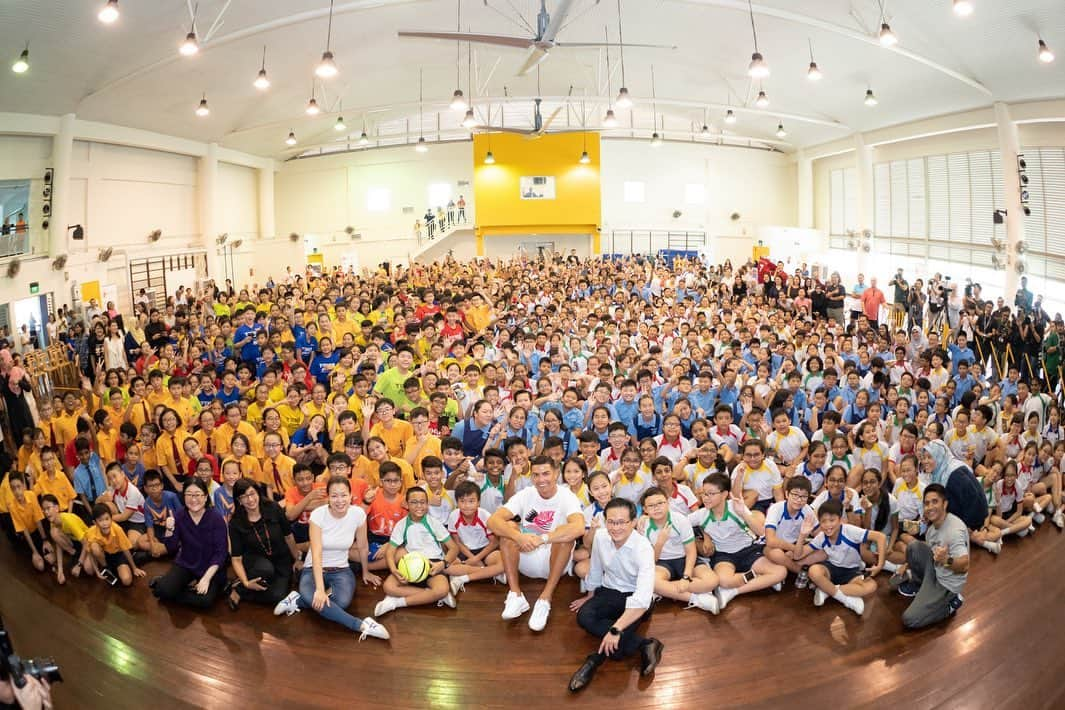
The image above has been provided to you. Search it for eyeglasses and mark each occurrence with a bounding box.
[185,492,206,500]
[787,491,810,501]
[605,518,632,528]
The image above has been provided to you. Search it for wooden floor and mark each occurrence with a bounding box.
[3,528,1064,710]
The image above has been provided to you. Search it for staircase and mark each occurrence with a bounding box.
[409,225,477,263]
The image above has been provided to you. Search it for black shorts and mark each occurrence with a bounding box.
[291,522,310,545]
[1002,503,1018,519]
[656,556,687,581]
[821,561,864,586]
[710,544,764,573]
[752,499,773,514]
[104,550,130,572]
[459,546,486,561]
[125,521,147,535]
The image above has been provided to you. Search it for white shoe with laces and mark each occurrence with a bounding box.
[272,591,301,617]
[842,595,866,617]
[1053,510,1064,529]
[358,618,390,641]
[771,582,783,592]
[985,540,1002,555]
[714,586,739,610]
[374,595,401,617]
[813,588,827,607]
[528,599,551,631]
[493,573,508,585]
[501,591,530,620]
[438,593,457,609]
[449,575,468,596]
[686,592,720,615]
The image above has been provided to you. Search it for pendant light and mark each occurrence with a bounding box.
[649,65,661,146]
[878,2,897,47]
[254,46,270,90]
[603,109,618,128]
[285,130,297,146]
[484,132,495,164]
[451,89,468,112]
[579,122,591,163]
[602,26,619,127]
[98,1,120,24]
[416,137,429,153]
[807,39,822,81]
[864,88,878,106]
[315,0,339,78]
[724,109,737,124]
[180,5,199,56]
[195,94,210,117]
[952,0,974,17]
[11,46,28,74]
[335,116,347,132]
[776,122,787,138]
[415,68,428,152]
[305,85,320,115]
[359,122,369,146]
[746,0,769,78]
[615,0,633,108]
[1038,39,1055,63]
[462,109,478,129]
[450,2,468,111]
[755,88,769,108]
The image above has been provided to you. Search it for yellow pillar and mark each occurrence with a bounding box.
[475,231,485,257]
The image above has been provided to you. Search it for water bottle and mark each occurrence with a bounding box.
[795,566,809,589]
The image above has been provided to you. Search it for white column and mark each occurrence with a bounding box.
[797,150,814,229]
[48,113,76,258]
[257,164,275,240]
[854,134,875,274]
[199,142,221,281]
[994,102,1024,303]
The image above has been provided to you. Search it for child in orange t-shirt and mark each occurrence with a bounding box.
[283,464,327,552]
[363,461,407,572]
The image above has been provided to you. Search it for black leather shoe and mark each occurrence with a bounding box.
[568,655,603,692]
[640,639,664,676]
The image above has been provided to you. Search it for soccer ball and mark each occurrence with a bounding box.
[397,552,431,583]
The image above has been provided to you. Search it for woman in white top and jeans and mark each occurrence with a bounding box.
[273,476,390,641]
[103,319,128,370]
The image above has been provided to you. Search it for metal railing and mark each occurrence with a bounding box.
[602,229,707,255]
[0,231,30,259]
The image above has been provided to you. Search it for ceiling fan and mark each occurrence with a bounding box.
[476,84,597,138]
[398,0,675,76]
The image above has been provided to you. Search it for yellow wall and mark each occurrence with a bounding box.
[473,132,601,251]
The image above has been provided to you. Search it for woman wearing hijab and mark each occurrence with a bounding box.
[918,440,988,531]
[0,348,35,445]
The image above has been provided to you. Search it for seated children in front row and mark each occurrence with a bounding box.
[84,503,146,587]
[7,472,51,571]
[41,493,88,584]
[142,469,182,558]
[639,486,720,614]
[799,499,886,617]
[443,481,506,593]
[763,476,825,578]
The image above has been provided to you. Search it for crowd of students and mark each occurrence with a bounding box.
[0,251,1062,680]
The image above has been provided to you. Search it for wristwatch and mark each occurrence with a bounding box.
[945,556,954,568]
[608,626,621,636]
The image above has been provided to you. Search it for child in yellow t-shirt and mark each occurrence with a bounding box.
[84,504,144,587]
[7,473,50,571]
[41,493,89,585]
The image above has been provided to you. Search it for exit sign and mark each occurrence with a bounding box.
[29,282,39,294]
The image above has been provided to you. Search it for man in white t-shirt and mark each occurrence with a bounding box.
[488,455,585,631]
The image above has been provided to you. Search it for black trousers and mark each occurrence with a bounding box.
[237,554,293,606]
[577,587,651,659]
[152,564,226,608]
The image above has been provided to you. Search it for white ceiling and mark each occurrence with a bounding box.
[0,0,1063,158]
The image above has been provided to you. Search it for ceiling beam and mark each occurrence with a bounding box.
[674,0,992,97]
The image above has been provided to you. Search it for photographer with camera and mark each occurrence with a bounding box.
[0,618,58,710]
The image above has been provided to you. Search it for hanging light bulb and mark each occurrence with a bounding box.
[864,89,878,106]
[315,51,338,78]
[755,90,769,108]
[616,87,633,109]
[359,131,369,146]
[484,150,495,164]
[879,23,898,47]
[603,109,618,128]
[952,0,974,17]
[305,97,320,116]
[775,122,787,138]
[748,52,769,78]
[450,89,468,112]
[808,61,822,81]
[650,132,662,147]
[98,1,120,24]
[701,123,710,135]
[195,94,210,117]
[180,32,199,56]
[579,150,591,164]
[254,46,270,89]
[462,109,478,130]
[415,136,429,153]
[724,109,737,124]
[335,116,346,132]
[11,48,28,74]
[1038,39,1055,63]
[285,130,297,146]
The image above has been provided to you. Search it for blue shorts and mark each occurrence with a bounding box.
[656,556,687,581]
[821,561,864,586]
[710,544,764,573]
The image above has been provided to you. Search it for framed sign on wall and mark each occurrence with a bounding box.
[520,176,556,200]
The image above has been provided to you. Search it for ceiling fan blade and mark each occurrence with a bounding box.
[540,105,563,132]
[478,126,536,135]
[398,31,534,50]
[555,41,678,49]
[516,46,550,76]
[543,0,576,43]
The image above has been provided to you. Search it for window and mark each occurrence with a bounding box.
[427,183,451,209]
[623,181,645,203]
[366,188,391,212]
[828,167,858,235]
[684,183,706,205]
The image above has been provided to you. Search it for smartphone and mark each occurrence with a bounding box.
[101,569,119,587]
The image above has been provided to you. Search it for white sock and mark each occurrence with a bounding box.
[831,585,847,602]
[395,596,408,608]
[455,574,469,584]
[1000,527,1012,537]
[883,560,898,572]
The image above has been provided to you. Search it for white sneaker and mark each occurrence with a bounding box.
[501,591,530,620]
[358,618,390,641]
[985,540,1002,555]
[1053,511,1064,529]
[686,592,720,615]
[771,582,783,592]
[842,595,866,617]
[528,599,551,631]
[272,591,301,617]
[1018,527,1031,538]
[374,595,401,617]
[714,585,739,610]
[813,588,827,607]
[449,575,468,596]
[438,593,457,609]
[1034,512,1046,524]
[493,573,507,585]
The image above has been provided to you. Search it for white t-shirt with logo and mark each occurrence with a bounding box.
[504,485,582,536]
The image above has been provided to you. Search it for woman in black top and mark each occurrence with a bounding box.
[227,478,301,610]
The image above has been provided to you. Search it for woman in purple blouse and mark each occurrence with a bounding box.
[150,478,228,608]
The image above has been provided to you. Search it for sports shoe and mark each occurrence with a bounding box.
[1018,527,1030,538]
[947,593,964,616]
[813,588,827,607]
[1034,512,1046,525]
[493,573,508,585]
[438,593,457,609]
[273,591,301,617]
[984,540,1002,555]
[888,569,911,590]
[714,585,739,610]
[449,575,468,596]
[528,599,551,631]
[357,618,390,641]
[842,595,866,617]
[771,582,783,592]
[897,580,919,598]
[686,592,720,615]
[374,595,402,617]
[501,591,530,620]
[1053,510,1064,529]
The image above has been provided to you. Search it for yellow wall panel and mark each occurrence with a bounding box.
[472,131,601,238]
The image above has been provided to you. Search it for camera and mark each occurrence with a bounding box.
[0,616,62,688]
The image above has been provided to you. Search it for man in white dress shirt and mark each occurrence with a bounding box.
[566,497,662,692]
